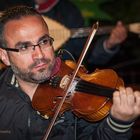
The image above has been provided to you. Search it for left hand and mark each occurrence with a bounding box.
[111,87,140,122]
[104,21,127,49]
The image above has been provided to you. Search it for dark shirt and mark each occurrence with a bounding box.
[0,67,133,140]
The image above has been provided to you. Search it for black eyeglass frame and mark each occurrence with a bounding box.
[0,36,54,53]
[0,47,20,52]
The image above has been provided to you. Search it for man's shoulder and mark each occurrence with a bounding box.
[0,68,20,102]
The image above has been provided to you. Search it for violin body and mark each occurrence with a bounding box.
[32,60,124,121]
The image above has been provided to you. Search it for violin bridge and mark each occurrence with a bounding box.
[60,75,79,96]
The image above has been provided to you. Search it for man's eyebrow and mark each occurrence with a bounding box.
[14,34,50,48]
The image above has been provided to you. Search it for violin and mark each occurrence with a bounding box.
[32,60,124,122]
[32,22,124,139]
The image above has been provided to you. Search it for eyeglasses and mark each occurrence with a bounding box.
[1,35,54,55]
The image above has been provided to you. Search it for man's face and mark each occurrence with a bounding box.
[3,15,55,83]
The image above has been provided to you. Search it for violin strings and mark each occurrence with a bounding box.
[75,80,115,98]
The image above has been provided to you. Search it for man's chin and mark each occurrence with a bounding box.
[31,71,51,83]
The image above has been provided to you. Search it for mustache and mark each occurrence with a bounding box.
[29,58,51,69]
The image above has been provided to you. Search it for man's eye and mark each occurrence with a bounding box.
[19,45,29,51]
[40,39,49,45]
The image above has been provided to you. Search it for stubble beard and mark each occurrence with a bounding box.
[10,57,55,84]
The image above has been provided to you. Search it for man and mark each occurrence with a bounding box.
[0,6,139,140]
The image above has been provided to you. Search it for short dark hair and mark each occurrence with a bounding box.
[0,6,41,48]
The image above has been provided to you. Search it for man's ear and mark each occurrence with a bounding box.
[0,48,10,66]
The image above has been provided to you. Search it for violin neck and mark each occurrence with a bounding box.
[49,76,115,98]
[76,80,115,98]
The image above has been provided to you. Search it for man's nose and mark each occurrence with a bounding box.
[32,45,44,59]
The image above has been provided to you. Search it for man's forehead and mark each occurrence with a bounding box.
[4,15,48,31]
[3,16,49,45]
